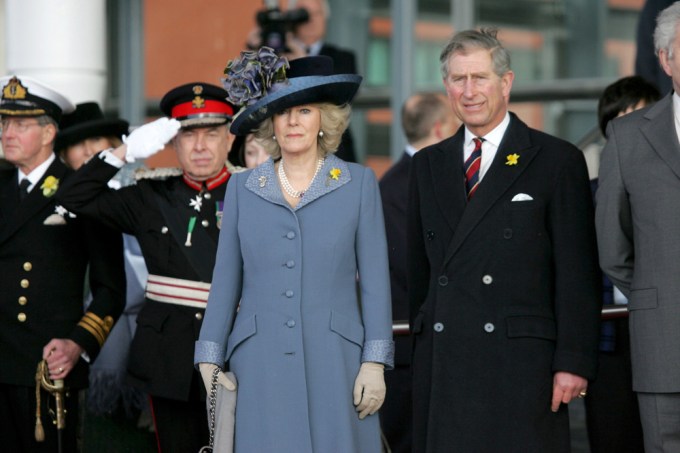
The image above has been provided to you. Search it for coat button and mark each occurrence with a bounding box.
[286,319,296,328]
[201,220,209,227]
[438,276,448,286]
[17,313,26,322]
[286,260,295,268]
[433,322,444,332]
[18,296,27,306]
[503,228,513,239]
[427,230,435,241]
[484,322,495,333]
[161,226,169,234]
[195,312,203,320]
[285,290,294,298]
[482,275,493,285]
[20,279,29,288]
[286,231,296,239]
[204,193,212,200]
[23,262,32,271]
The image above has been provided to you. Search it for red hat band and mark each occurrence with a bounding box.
[171,99,234,120]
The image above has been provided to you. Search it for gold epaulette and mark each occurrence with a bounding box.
[77,312,115,348]
[134,167,183,181]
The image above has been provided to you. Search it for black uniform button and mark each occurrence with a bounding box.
[482,275,493,285]
[161,226,169,234]
[438,275,448,286]
[503,228,513,239]
[23,262,32,271]
[20,279,29,289]
[202,220,209,227]
[484,323,495,333]
[204,193,212,200]
[433,322,444,332]
[18,296,27,306]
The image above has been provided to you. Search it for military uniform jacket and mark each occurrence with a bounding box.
[407,114,601,452]
[57,155,226,401]
[0,158,125,388]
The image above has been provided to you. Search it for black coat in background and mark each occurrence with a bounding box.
[379,151,413,453]
[407,114,601,452]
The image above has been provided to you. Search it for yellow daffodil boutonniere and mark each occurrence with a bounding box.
[40,176,59,197]
[326,167,342,186]
[505,154,520,166]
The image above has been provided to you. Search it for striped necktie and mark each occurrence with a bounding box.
[464,137,484,199]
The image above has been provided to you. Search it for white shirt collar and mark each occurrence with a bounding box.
[672,92,680,145]
[18,153,56,192]
[307,41,323,56]
[464,112,511,149]
[405,144,418,157]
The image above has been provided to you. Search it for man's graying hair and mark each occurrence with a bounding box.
[439,28,511,79]
[654,2,680,59]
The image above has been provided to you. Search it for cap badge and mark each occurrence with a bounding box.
[192,85,205,109]
[2,76,28,101]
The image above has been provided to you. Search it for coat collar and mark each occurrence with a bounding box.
[0,158,69,245]
[244,153,350,210]
[443,113,540,265]
[640,94,680,180]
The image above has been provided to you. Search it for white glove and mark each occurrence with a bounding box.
[198,363,237,392]
[123,117,181,163]
[352,362,386,419]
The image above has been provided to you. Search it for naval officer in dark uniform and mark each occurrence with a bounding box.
[56,83,238,453]
[0,75,126,452]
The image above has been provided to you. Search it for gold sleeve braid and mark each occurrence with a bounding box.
[77,312,114,348]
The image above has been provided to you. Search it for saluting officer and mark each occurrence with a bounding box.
[0,75,126,452]
[56,83,239,453]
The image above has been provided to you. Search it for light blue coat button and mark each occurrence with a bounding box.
[285,290,294,298]
[286,231,296,239]
[286,319,296,328]
[286,260,295,268]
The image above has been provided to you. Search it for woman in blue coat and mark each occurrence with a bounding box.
[194,50,394,452]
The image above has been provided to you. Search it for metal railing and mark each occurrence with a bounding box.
[392,305,629,335]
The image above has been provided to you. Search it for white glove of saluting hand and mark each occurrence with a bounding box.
[123,117,181,163]
[353,362,386,419]
[198,363,237,392]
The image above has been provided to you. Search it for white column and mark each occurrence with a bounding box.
[5,0,107,105]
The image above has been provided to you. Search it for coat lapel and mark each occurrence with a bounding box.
[0,159,68,246]
[641,95,680,180]
[430,130,468,232]
[244,154,350,211]
[443,114,539,265]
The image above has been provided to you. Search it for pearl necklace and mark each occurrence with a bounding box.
[278,157,325,198]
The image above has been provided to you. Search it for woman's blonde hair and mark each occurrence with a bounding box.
[254,102,351,159]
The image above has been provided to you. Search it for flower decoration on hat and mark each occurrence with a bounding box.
[222,47,289,108]
[505,153,520,166]
[40,176,59,197]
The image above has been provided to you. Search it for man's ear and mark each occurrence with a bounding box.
[660,49,674,78]
[42,123,57,147]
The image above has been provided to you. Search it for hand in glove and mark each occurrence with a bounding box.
[123,117,181,163]
[198,363,237,393]
[353,362,386,419]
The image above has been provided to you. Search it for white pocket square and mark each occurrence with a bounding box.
[511,193,533,202]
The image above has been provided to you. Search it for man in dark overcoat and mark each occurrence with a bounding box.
[407,29,601,452]
[0,75,125,452]
[56,83,238,453]
[379,92,458,453]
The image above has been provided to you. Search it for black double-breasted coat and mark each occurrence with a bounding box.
[407,114,601,452]
[0,158,125,389]
[57,155,227,402]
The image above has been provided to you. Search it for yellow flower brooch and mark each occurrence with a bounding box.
[40,176,59,197]
[505,154,520,166]
[329,168,341,180]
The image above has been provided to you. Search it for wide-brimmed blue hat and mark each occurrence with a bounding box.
[228,54,361,136]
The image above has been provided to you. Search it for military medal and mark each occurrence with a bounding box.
[216,201,224,230]
[185,216,197,246]
[189,194,203,212]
